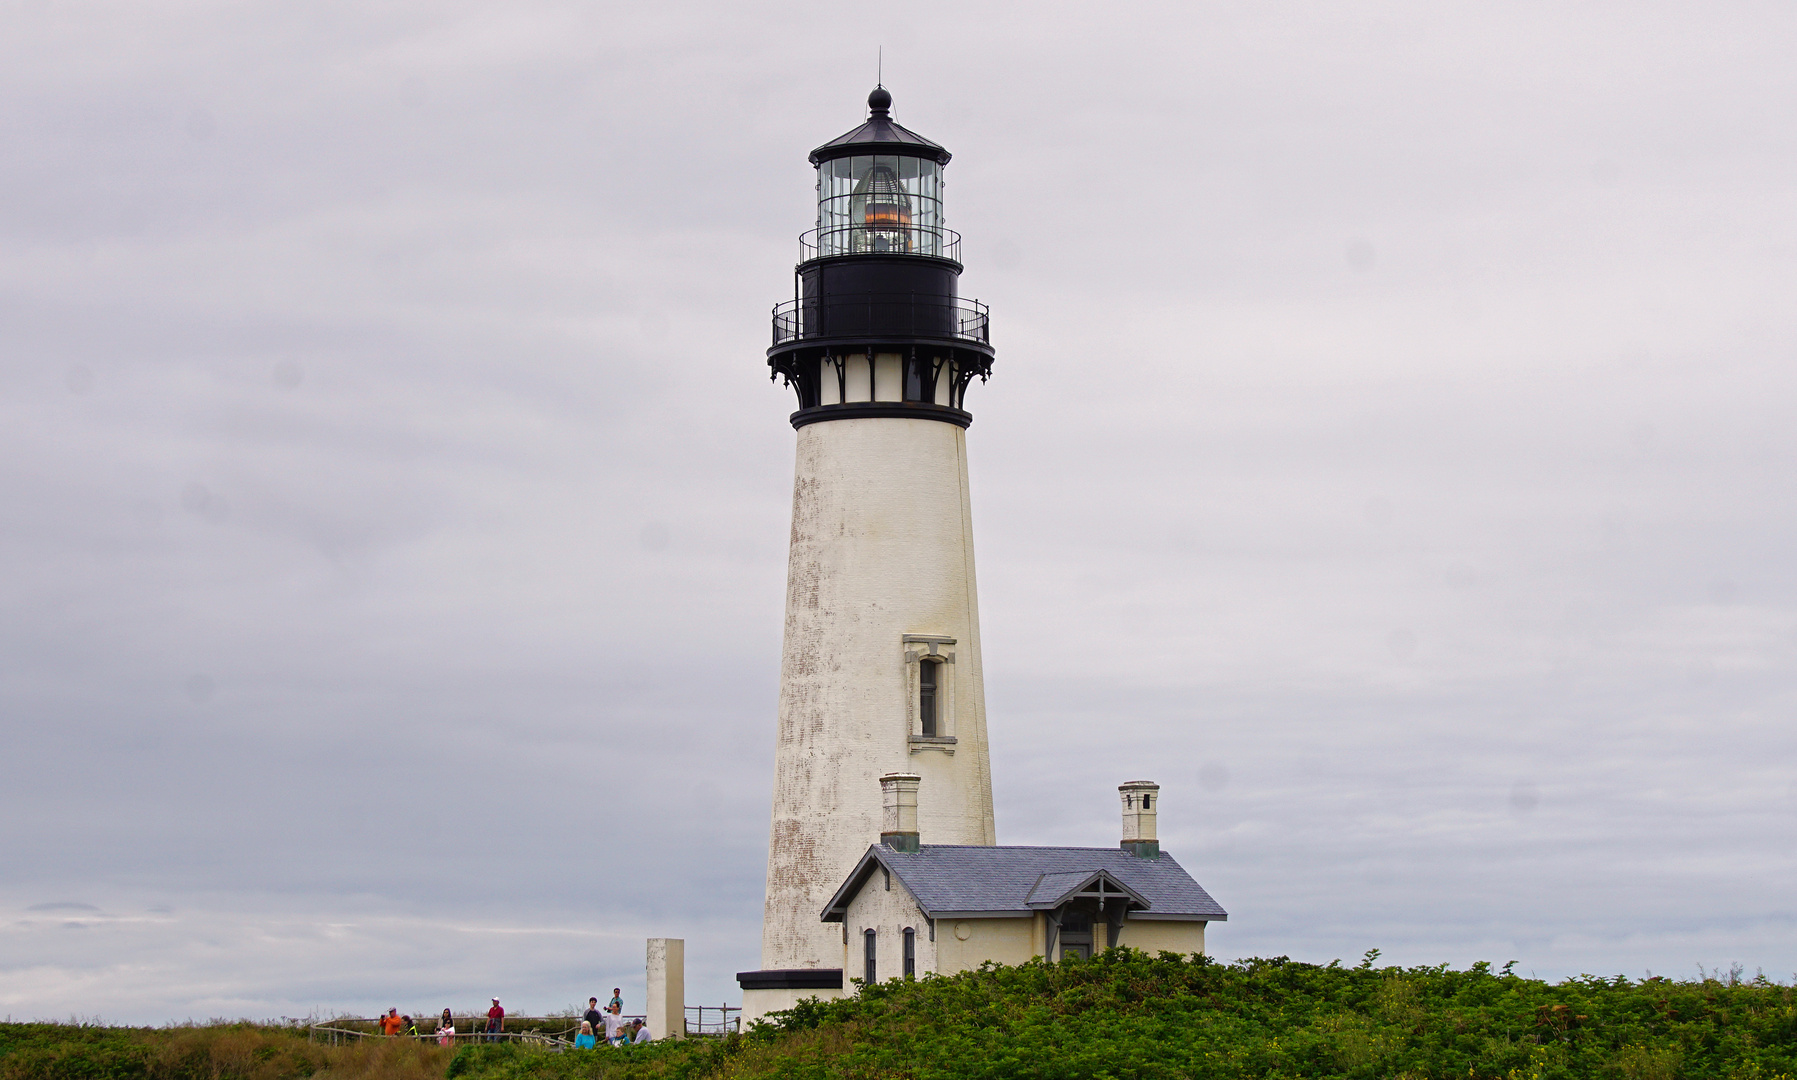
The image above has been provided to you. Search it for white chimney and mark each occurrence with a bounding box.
[1119,780,1160,858]
[880,773,921,852]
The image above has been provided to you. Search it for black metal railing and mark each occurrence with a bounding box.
[308,1016,605,1048]
[800,225,961,263]
[772,295,990,347]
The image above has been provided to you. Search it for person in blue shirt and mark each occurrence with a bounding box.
[573,1021,597,1049]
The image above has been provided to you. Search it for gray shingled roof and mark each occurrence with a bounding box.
[1025,870,1123,908]
[822,845,1227,922]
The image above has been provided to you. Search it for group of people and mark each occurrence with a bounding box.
[373,990,651,1048]
[374,1003,501,1045]
[576,990,653,1048]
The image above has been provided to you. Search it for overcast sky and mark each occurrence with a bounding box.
[4,0,1796,1025]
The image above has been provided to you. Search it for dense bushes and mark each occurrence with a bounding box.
[732,950,1797,1079]
[442,1041,723,1080]
[9,952,1797,1079]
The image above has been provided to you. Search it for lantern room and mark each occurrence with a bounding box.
[768,87,993,430]
[808,87,952,260]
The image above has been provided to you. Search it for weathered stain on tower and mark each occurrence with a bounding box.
[737,86,998,1020]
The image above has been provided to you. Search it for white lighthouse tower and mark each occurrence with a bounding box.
[737,86,999,1018]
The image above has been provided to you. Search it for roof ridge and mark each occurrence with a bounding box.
[916,844,1166,852]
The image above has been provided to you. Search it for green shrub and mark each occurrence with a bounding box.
[9,954,1797,1080]
[722,950,1797,1080]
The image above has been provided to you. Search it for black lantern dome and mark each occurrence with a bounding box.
[769,88,993,429]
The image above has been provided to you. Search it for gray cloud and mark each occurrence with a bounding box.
[3,0,1795,1023]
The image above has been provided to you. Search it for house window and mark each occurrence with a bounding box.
[903,928,916,977]
[864,929,877,984]
[918,660,939,736]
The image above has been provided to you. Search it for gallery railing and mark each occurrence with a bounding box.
[800,225,961,262]
[772,295,990,347]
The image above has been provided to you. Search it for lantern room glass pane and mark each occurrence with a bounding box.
[816,154,944,258]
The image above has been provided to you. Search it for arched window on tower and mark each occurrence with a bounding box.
[904,635,956,750]
[918,659,939,737]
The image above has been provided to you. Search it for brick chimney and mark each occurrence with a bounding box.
[880,773,921,853]
[1119,780,1160,858]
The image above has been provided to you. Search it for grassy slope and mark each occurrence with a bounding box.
[8,951,1797,1080]
[0,1023,451,1080]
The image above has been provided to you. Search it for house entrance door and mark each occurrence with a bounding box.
[1057,908,1093,961]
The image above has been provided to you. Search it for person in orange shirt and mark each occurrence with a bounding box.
[378,1009,404,1036]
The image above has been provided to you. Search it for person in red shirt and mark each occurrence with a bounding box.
[378,1008,403,1036]
[485,998,505,1042]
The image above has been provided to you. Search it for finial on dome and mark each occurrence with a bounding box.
[868,86,892,117]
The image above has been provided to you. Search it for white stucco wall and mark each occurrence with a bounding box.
[740,985,845,1025]
[759,416,996,986]
[1114,919,1208,957]
[935,915,1039,974]
[843,868,936,983]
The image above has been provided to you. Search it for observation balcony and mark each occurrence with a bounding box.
[772,294,990,349]
[800,224,961,264]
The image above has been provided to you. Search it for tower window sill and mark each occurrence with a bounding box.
[908,736,957,755]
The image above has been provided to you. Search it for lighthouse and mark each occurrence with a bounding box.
[737,86,999,1019]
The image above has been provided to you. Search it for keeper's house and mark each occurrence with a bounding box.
[819,777,1227,983]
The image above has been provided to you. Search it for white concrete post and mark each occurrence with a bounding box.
[646,938,684,1040]
[1119,780,1160,858]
